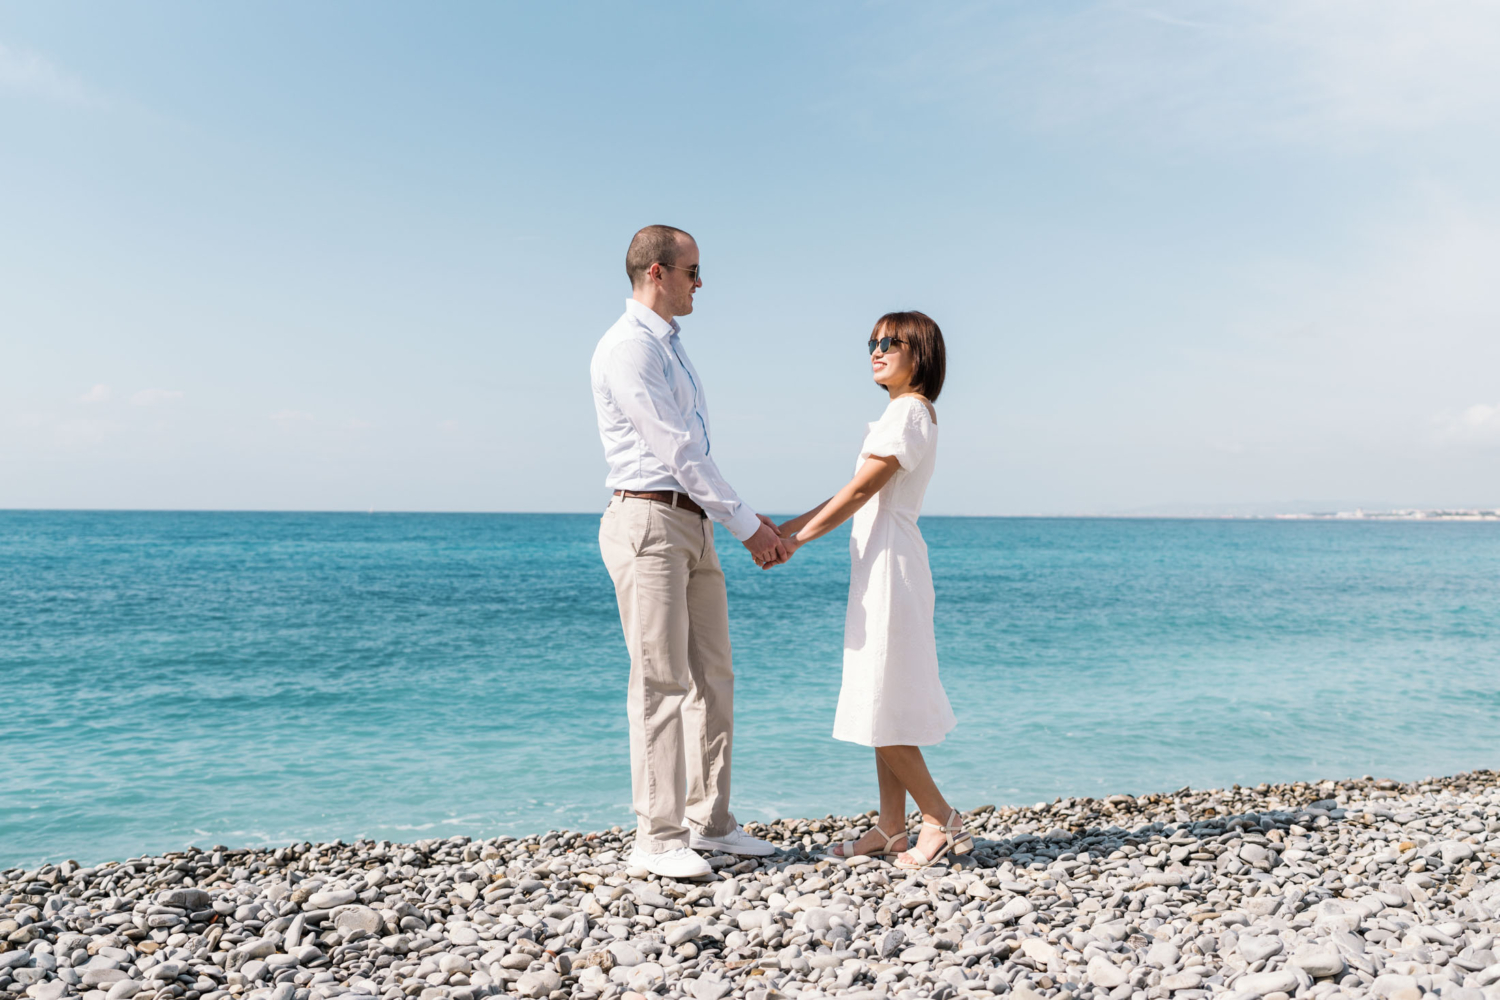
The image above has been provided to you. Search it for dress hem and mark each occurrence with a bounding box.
[831,727,954,749]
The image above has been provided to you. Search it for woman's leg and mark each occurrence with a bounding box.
[831,751,910,856]
[875,745,956,862]
[875,750,910,848]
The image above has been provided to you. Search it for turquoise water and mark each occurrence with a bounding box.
[2,511,1497,869]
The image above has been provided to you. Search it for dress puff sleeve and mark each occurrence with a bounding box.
[860,397,934,471]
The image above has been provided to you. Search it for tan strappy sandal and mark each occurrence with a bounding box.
[895,809,974,869]
[826,824,909,860]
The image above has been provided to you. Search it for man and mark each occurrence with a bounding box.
[591,225,787,877]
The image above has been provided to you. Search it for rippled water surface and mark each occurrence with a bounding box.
[3,511,1497,868]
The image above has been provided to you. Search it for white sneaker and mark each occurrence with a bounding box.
[627,845,713,878]
[689,825,778,857]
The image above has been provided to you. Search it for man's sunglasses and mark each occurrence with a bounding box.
[659,263,702,282]
[867,336,905,355]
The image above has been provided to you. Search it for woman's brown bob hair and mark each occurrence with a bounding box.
[873,311,946,402]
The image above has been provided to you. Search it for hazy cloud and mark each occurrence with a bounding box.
[131,388,185,407]
[853,0,1500,149]
[270,410,316,429]
[78,384,111,404]
[53,418,119,448]
[0,39,105,107]
[1437,403,1500,446]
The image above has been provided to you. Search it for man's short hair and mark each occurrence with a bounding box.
[626,225,692,288]
[873,311,947,402]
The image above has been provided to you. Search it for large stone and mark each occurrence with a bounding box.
[877,929,905,958]
[438,955,471,976]
[146,962,183,982]
[711,879,739,908]
[83,969,128,987]
[898,946,939,964]
[26,983,68,1000]
[688,978,732,1000]
[571,950,614,972]
[1021,938,1058,969]
[306,890,357,910]
[997,897,1033,922]
[1161,972,1202,991]
[1372,974,1420,998]
[1238,935,1284,964]
[105,980,143,1000]
[576,967,610,992]
[234,939,276,962]
[155,889,211,910]
[1440,841,1477,865]
[736,910,770,931]
[1291,945,1344,978]
[606,942,644,967]
[625,962,665,990]
[664,921,702,946]
[1146,941,1179,968]
[1236,969,1299,995]
[629,886,671,910]
[331,906,382,936]
[1092,920,1128,942]
[1087,955,1129,988]
[448,924,480,946]
[1239,844,1271,868]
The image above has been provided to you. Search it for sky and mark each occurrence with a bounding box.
[3,1,1499,516]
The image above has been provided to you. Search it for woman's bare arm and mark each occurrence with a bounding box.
[784,455,900,553]
[777,501,830,538]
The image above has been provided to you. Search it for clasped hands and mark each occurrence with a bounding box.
[743,514,802,570]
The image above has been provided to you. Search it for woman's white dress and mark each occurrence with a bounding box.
[832,395,956,747]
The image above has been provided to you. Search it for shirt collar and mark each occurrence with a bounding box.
[625,298,680,340]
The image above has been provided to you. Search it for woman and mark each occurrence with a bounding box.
[777,310,970,869]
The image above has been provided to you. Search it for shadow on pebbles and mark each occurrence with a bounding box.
[4,771,1500,1000]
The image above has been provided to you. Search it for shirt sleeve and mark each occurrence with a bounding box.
[860,398,934,471]
[601,337,762,541]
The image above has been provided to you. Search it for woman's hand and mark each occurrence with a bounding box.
[761,530,802,570]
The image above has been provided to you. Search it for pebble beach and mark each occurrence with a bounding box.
[5,772,1500,1000]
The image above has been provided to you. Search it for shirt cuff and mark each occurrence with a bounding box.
[722,507,762,542]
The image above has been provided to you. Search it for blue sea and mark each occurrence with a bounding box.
[2,511,1497,870]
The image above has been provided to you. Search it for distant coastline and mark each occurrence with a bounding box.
[1107,508,1500,522]
[1269,508,1500,521]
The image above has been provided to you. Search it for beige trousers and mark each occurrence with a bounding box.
[598,495,736,852]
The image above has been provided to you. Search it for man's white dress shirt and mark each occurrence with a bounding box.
[590,299,760,542]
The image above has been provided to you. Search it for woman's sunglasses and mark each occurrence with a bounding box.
[867,336,905,355]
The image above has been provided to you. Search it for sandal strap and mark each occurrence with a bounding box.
[921,809,966,835]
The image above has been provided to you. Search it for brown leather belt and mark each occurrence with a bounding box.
[614,490,706,517]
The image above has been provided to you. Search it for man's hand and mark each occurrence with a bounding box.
[743,521,789,569]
